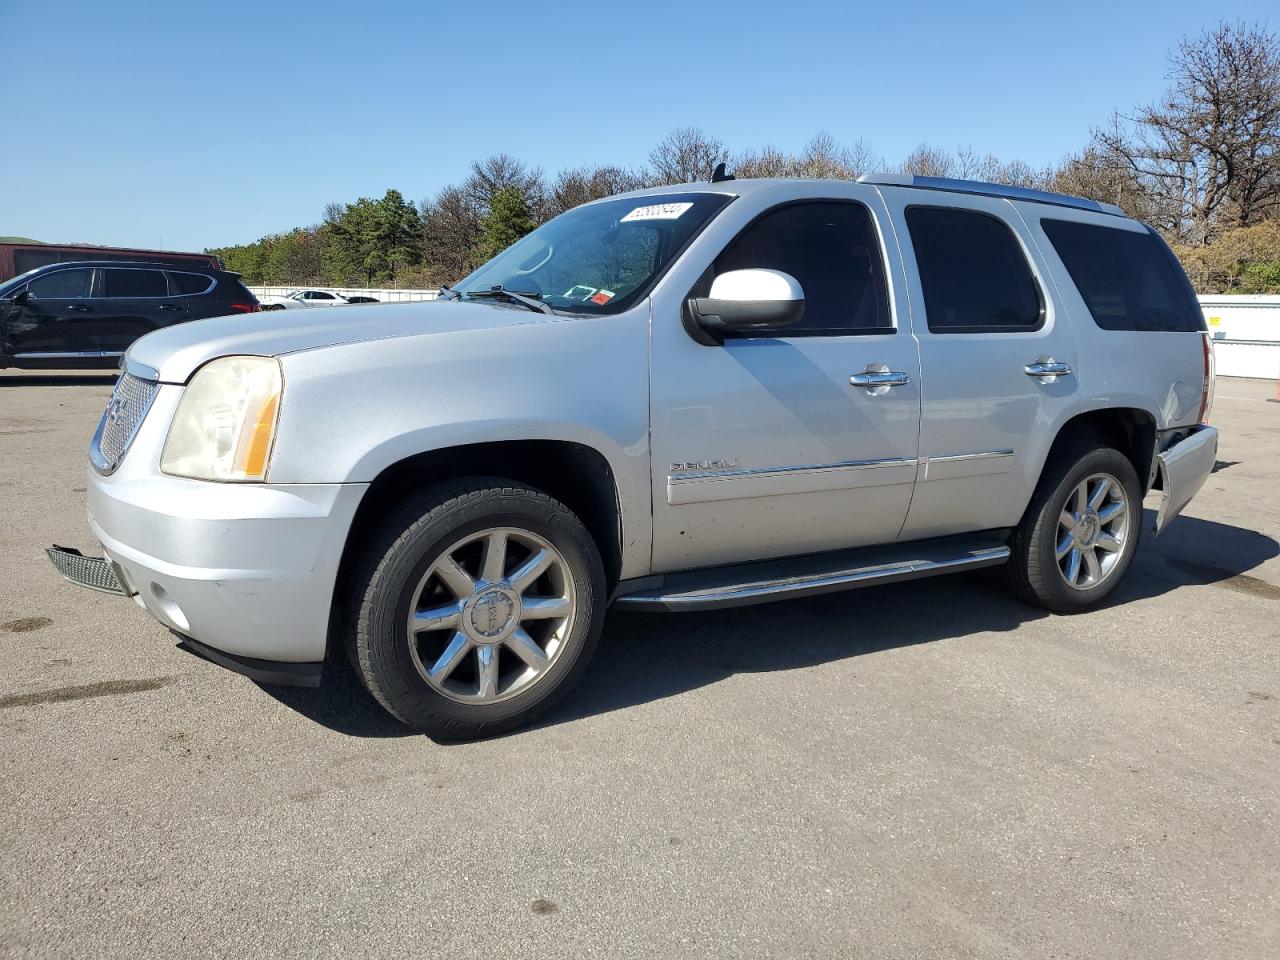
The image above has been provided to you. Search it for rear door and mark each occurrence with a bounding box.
[2,267,96,359]
[93,267,182,356]
[167,270,217,319]
[877,191,1081,540]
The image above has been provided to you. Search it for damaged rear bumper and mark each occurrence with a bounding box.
[1154,425,1218,534]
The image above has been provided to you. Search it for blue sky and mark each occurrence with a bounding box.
[3,0,1274,251]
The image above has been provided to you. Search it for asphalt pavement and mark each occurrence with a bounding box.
[1,370,1277,959]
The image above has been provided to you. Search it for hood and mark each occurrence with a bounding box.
[128,300,564,383]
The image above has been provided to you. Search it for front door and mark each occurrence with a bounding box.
[2,266,96,359]
[649,193,922,572]
[876,190,1081,539]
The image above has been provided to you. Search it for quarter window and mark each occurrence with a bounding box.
[712,201,892,335]
[27,268,92,299]
[1040,219,1204,332]
[171,272,214,295]
[906,207,1042,332]
[101,269,168,298]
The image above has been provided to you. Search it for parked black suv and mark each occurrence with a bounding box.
[0,261,260,369]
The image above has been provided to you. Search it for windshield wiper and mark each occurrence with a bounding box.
[437,285,462,301]
[461,285,557,315]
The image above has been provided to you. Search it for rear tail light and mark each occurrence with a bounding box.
[1198,332,1216,424]
[229,303,260,314]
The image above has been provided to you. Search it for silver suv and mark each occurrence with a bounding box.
[49,175,1219,739]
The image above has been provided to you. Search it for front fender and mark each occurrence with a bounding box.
[268,312,652,570]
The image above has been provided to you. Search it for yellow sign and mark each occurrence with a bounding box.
[1208,316,1221,326]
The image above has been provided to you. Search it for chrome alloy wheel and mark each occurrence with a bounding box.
[406,527,577,704]
[1055,472,1130,590]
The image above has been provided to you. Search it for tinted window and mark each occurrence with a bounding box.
[906,207,1042,332]
[27,268,92,299]
[102,269,168,298]
[1041,219,1204,332]
[171,272,214,295]
[712,202,891,335]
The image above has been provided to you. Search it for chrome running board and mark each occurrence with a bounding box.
[612,534,1011,612]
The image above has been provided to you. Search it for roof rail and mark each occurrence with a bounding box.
[856,173,1127,217]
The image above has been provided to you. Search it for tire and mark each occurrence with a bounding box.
[350,479,605,739]
[1005,444,1142,613]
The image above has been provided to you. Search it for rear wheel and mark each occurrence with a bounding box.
[1006,445,1142,613]
[351,480,605,739]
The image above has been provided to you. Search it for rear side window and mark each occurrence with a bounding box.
[906,207,1042,332]
[171,272,214,295]
[1041,219,1205,332]
[101,268,168,298]
[713,201,892,335]
[27,268,92,299]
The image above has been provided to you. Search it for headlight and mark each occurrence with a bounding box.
[161,356,283,481]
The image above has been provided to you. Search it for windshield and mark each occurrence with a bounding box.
[454,192,733,314]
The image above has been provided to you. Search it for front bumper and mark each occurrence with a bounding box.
[1154,424,1219,534]
[49,378,369,684]
[84,470,367,666]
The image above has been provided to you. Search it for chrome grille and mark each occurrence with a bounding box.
[46,547,127,595]
[91,372,159,473]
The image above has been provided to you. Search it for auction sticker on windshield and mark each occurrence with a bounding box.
[621,202,694,222]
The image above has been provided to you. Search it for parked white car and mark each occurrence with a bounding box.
[258,289,351,310]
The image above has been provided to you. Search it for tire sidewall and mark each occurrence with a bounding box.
[358,486,605,736]
[1032,448,1142,612]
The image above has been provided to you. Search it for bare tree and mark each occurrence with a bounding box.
[548,165,647,217]
[1096,21,1280,244]
[419,185,481,284]
[464,154,547,219]
[733,144,794,179]
[901,143,956,178]
[648,127,729,184]
[794,131,879,179]
[734,134,881,181]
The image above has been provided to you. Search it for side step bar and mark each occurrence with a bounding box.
[613,534,1011,612]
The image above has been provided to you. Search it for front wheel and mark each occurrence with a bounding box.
[351,480,606,739]
[1005,445,1142,613]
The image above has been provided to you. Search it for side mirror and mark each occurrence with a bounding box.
[12,289,31,305]
[686,269,804,345]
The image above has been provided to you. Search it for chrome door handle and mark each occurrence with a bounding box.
[1024,357,1072,380]
[850,365,911,397]
[850,372,911,387]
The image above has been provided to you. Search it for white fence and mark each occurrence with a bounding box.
[248,285,439,303]
[1200,295,1280,380]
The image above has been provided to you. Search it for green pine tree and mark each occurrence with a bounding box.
[477,186,536,263]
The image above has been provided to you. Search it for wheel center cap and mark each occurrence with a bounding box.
[1077,512,1100,547]
[465,587,520,643]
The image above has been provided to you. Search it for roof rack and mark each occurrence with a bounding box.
[855,173,1126,217]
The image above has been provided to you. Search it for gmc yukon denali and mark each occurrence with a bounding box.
[48,175,1219,739]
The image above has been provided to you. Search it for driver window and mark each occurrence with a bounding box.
[27,269,93,300]
[712,201,892,336]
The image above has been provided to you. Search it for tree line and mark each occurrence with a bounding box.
[211,21,1280,295]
